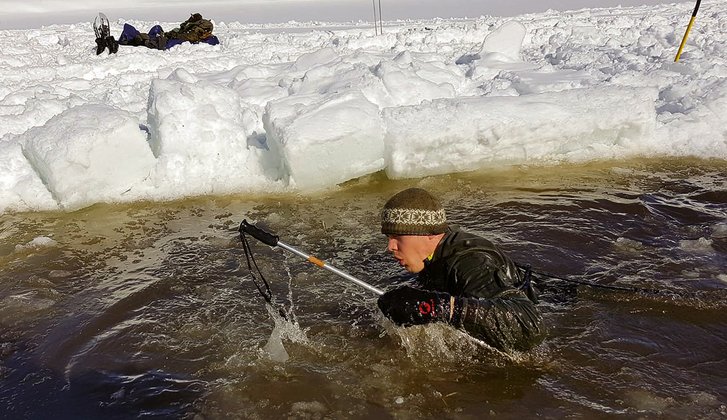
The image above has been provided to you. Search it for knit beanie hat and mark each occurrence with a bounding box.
[381,188,448,235]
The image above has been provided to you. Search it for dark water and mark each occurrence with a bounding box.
[1,158,726,419]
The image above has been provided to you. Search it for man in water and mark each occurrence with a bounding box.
[377,187,545,351]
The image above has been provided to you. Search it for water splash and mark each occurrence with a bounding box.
[260,304,309,363]
[262,322,289,363]
[386,321,491,366]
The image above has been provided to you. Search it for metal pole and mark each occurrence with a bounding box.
[372,0,378,35]
[277,241,385,296]
[675,0,702,62]
[378,0,383,34]
[239,219,385,295]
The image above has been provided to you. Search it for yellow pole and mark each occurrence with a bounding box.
[675,0,702,62]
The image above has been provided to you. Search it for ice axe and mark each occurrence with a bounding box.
[239,220,384,296]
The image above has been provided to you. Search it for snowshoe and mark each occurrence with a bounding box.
[93,13,118,55]
[93,12,111,39]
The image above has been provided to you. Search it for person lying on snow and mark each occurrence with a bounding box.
[96,13,220,54]
[377,188,546,352]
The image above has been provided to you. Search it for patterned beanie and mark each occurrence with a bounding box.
[381,188,448,235]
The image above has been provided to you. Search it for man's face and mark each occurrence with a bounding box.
[386,234,439,273]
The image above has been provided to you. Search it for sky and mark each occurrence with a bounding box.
[0,0,685,29]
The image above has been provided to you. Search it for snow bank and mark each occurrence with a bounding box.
[1,2,726,213]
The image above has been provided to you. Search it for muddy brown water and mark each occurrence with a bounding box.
[1,158,726,419]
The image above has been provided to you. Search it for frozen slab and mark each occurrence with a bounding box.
[288,58,392,107]
[20,104,156,210]
[147,71,286,196]
[383,86,658,179]
[374,54,458,106]
[480,20,527,62]
[467,20,540,80]
[0,140,56,212]
[281,48,462,109]
[263,90,385,190]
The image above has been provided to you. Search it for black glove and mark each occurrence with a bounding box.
[377,285,461,326]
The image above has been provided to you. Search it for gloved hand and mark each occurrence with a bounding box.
[377,285,460,326]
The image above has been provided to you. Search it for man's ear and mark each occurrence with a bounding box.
[426,234,443,245]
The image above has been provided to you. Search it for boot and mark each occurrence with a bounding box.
[95,37,106,55]
[105,36,119,54]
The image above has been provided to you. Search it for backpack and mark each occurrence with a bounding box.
[168,13,214,43]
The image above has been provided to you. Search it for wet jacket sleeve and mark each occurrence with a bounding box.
[405,229,546,351]
[441,249,545,351]
[452,291,546,352]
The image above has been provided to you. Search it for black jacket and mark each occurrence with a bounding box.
[418,228,545,351]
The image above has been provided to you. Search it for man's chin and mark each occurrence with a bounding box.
[395,258,418,273]
[403,264,421,274]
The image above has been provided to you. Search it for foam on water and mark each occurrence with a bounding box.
[678,237,714,253]
[14,236,57,251]
[614,237,646,253]
[712,223,727,239]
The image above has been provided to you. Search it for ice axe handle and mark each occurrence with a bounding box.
[239,220,279,247]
